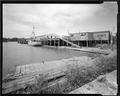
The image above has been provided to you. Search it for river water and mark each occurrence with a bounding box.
[3,42,93,78]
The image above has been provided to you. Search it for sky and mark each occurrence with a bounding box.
[3,2,118,38]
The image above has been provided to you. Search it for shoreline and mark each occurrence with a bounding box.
[43,45,111,55]
[3,46,112,80]
[2,50,116,94]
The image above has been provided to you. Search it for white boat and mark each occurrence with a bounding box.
[28,25,42,46]
[28,39,42,46]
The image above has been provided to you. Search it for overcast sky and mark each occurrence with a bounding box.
[3,2,117,38]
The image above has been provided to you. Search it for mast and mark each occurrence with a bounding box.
[32,25,35,39]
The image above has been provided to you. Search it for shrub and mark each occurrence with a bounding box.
[21,74,49,94]
[95,44,117,50]
[65,53,117,92]
[94,54,117,75]
[41,80,75,94]
[65,65,99,88]
[42,83,64,94]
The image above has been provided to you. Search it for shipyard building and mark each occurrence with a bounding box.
[24,31,111,47]
[63,31,111,47]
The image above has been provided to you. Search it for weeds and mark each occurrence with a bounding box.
[94,54,117,75]
[24,74,49,94]
[65,65,99,88]
[96,44,117,51]
[64,52,117,92]
[9,51,117,94]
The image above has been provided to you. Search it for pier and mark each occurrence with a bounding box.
[18,31,111,48]
[34,34,80,48]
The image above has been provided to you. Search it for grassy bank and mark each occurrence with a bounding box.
[10,50,117,94]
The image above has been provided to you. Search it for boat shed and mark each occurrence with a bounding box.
[69,31,111,47]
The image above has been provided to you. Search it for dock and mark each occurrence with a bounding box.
[18,31,111,49]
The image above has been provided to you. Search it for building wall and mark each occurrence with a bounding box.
[87,32,94,40]
[35,33,60,41]
[70,31,110,41]
[92,31,110,40]
[62,36,71,40]
[70,32,88,41]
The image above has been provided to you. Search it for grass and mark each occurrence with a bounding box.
[94,54,117,75]
[96,44,117,51]
[23,74,49,94]
[66,66,97,87]
[8,50,117,94]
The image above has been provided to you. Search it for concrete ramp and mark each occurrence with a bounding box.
[51,34,80,48]
[60,37,80,48]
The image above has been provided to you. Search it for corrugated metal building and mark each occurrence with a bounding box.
[68,31,111,47]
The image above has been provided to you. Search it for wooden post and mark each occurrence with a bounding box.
[58,39,59,47]
[87,41,88,47]
[55,40,56,46]
[108,40,109,45]
[50,39,51,46]
[95,40,96,47]
[51,40,52,46]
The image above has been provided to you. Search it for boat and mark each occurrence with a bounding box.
[28,25,42,46]
[28,39,42,46]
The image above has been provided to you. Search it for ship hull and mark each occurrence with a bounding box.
[28,40,42,46]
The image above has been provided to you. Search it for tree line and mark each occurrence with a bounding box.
[3,37,27,42]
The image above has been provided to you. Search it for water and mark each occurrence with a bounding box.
[3,42,93,78]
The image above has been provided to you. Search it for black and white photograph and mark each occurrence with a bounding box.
[2,2,118,94]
